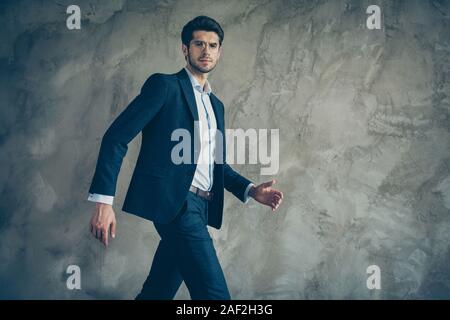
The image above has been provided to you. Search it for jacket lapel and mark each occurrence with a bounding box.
[209,93,224,134]
[176,68,226,163]
[209,93,226,165]
[177,69,199,121]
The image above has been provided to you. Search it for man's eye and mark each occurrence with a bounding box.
[210,44,217,48]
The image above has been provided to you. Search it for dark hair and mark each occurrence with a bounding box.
[181,16,224,47]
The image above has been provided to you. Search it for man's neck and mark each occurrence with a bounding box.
[185,64,208,88]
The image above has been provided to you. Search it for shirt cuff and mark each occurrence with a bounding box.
[88,193,114,205]
[243,183,255,204]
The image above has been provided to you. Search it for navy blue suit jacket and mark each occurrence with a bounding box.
[88,68,252,229]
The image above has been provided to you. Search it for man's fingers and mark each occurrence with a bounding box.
[96,225,102,240]
[272,195,281,206]
[97,223,102,241]
[102,227,108,247]
[89,204,116,247]
[270,201,276,210]
[274,197,283,203]
[111,220,116,239]
[271,198,281,210]
[273,190,283,199]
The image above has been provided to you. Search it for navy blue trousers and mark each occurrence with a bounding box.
[135,191,231,300]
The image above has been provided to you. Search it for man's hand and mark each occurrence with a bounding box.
[90,203,117,247]
[249,180,284,211]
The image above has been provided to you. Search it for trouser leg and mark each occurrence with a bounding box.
[174,235,231,300]
[136,192,230,300]
[135,238,183,300]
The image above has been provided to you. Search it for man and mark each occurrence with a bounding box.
[87,16,283,300]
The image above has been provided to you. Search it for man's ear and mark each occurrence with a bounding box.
[182,44,188,59]
[217,45,222,59]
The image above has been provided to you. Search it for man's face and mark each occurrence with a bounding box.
[182,30,222,74]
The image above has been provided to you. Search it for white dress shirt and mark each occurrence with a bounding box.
[186,67,217,192]
[88,67,253,205]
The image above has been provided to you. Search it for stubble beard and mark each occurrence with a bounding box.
[187,50,217,74]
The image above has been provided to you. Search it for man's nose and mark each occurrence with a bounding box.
[202,44,211,54]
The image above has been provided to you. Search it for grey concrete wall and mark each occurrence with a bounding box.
[0,0,449,299]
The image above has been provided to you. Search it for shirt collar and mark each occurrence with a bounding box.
[184,67,212,95]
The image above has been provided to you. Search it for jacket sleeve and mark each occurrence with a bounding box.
[88,73,168,196]
[223,163,253,203]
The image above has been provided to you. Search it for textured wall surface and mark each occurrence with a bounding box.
[0,0,449,299]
